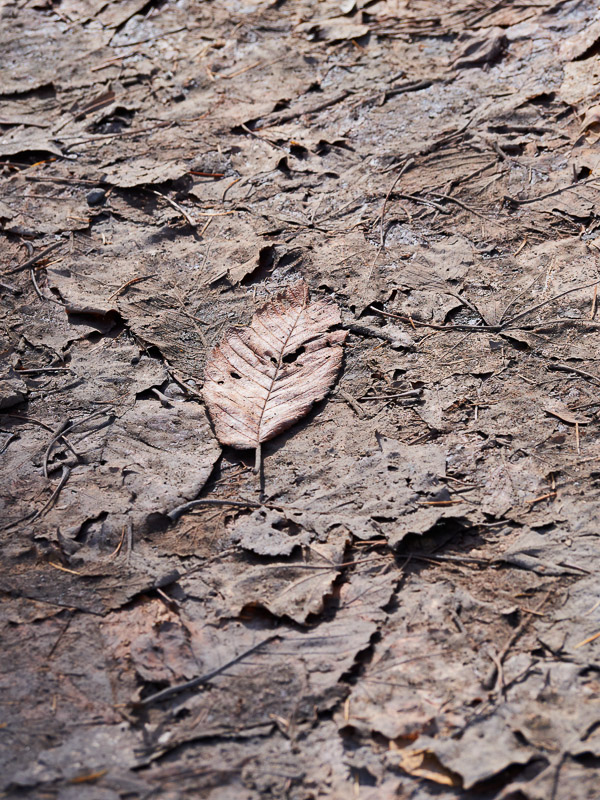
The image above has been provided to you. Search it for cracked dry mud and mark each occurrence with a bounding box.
[2,1,600,799]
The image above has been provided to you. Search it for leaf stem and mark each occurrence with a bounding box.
[254,442,262,475]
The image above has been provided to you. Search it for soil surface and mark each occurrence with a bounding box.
[2,1,600,798]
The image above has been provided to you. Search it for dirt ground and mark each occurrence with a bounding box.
[2,0,600,798]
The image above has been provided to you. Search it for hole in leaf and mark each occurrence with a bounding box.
[289,142,308,159]
[230,371,241,379]
[282,346,305,364]
[577,165,591,181]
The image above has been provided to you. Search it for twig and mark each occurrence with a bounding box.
[134,634,281,708]
[43,408,111,478]
[0,279,21,294]
[30,268,44,300]
[574,630,600,649]
[359,390,422,400]
[240,123,285,152]
[370,307,498,332]
[395,192,449,213]
[126,520,133,564]
[380,159,415,248]
[504,176,600,206]
[0,433,19,455]
[482,592,549,691]
[1,414,54,431]
[260,90,353,129]
[502,279,600,328]
[6,240,64,275]
[513,236,528,256]
[152,190,196,227]
[370,279,600,333]
[107,525,128,560]
[546,363,600,386]
[43,420,77,478]
[346,322,412,344]
[430,192,489,220]
[31,466,71,523]
[338,388,366,419]
[167,497,262,523]
[398,552,491,566]
[384,78,435,101]
[108,274,157,301]
[16,367,71,374]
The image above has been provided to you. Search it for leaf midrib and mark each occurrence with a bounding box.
[254,298,306,444]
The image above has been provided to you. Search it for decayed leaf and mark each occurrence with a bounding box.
[391,746,461,787]
[203,282,346,467]
[543,400,591,426]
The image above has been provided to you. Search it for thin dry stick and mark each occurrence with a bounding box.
[338,388,366,419]
[371,280,600,333]
[483,592,549,691]
[505,175,600,205]
[6,241,64,275]
[513,235,528,256]
[42,420,78,478]
[167,497,262,523]
[574,630,600,649]
[107,525,128,560]
[31,466,71,523]
[395,192,448,213]
[371,306,498,332]
[503,279,600,328]
[358,390,422,400]
[108,274,157,301]
[498,267,547,325]
[43,407,111,478]
[135,634,281,708]
[430,192,489,220]
[152,190,196,226]
[362,159,415,298]
[547,362,600,386]
[0,279,20,294]
[380,158,415,248]
[16,367,71,374]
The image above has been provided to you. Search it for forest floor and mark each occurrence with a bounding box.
[2,1,600,798]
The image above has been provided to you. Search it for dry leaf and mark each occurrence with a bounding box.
[543,400,591,426]
[392,746,461,787]
[203,282,346,468]
[580,104,600,136]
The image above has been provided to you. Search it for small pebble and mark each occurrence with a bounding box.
[86,188,106,206]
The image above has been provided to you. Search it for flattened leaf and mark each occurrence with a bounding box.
[392,747,461,787]
[543,400,591,425]
[203,282,346,462]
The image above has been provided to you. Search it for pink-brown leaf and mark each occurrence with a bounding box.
[203,282,346,450]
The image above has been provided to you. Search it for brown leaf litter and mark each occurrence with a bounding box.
[3,1,600,798]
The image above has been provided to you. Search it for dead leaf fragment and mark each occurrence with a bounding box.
[393,747,461,787]
[454,28,507,69]
[203,282,346,464]
[580,104,600,135]
[543,400,591,425]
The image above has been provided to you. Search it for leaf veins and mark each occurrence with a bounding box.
[203,281,346,466]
